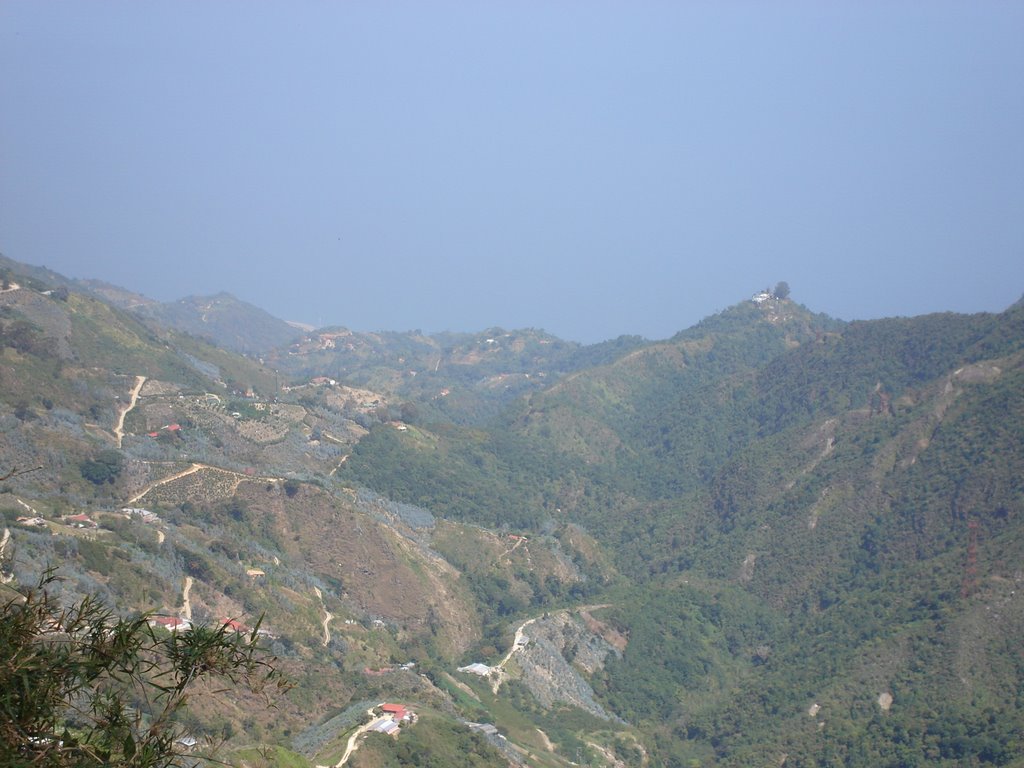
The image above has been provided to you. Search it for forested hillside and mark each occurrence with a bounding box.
[2,255,1022,767]
[340,297,1024,766]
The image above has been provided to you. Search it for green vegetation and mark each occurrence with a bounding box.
[3,252,1023,767]
[338,300,1024,765]
[351,714,509,768]
[1,572,283,767]
[79,449,123,485]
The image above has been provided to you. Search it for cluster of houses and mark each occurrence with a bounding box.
[288,330,357,354]
[363,662,416,677]
[146,616,276,641]
[15,507,163,532]
[280,375,337,393]
[148,616,192,632]
[221,618,278,640]
[122,507,161,524]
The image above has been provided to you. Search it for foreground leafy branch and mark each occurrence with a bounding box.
[1,571,286,767]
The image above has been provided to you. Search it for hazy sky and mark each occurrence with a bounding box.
[2,3,1022,343]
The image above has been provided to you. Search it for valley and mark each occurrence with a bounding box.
[1,254,1023,767]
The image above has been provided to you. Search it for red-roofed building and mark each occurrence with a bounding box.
[222,619,248,634]
[381,703,408,720]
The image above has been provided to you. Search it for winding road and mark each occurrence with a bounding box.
[314,586,333,647]
[126,462,282,506]
[492,617,538,694]
[315,705,384,768]
[490,603,614,694]
[126,463,205,505]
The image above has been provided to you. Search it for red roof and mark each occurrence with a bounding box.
[381,703,407,719]
[65,514,95,524]
[222,619,248,633]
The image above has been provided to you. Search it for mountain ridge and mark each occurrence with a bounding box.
[2,252,1023,767]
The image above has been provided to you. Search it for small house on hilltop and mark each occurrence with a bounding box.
[458,662,492,676]
[468,723,500,737]
[381,703,409,721]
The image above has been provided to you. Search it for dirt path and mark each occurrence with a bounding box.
[497,536,526,564]
[127,462,281,505]
[114,375,146,448]
[492,616,538,694]
[587,740,625,766]
[536,728,556,752]
[125,463,204,504]
[328,452,348,477]
[314,587,333,647]
[181,576,193,622]
[321,705,383,768]
[491,603,613,695]
[15,498,40,516]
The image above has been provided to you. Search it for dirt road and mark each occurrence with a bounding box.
[125,463,204,504]
[314,705,383,768]
[490,604,613,694]
[492,616,538,694]
[114,375,146,448]
[181,576,193,622]
[315,586,333,646]
[127,462,282,505]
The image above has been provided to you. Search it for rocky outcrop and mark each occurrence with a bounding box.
[515,612,621,721]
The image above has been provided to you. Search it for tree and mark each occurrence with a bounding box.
[79,450,123,486]
[399,402,419,424]
[1,571,284,767]
[772,281,790,300]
